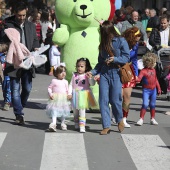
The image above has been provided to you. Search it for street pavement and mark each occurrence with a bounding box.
[0,73,170,170]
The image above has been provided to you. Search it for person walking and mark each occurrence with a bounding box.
[87,20,130,135]
[136,52,161,126]
[46,64,71,132]
[121,27,141,128]
[2,2,39,125]
[68,58,97,133]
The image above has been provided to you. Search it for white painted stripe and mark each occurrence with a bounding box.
[122,134,170,170]
[0,133,7,148]
[28,98,48,101]
[40,133,89,170]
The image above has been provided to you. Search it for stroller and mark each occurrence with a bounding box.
[156,48,170,95]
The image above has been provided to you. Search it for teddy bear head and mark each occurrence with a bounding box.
[55,0,116,28]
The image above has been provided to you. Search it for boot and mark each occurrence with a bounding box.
[100,128,110,135]
[79,117,86,133]
[49,67,54,76]
[118,119,124,132]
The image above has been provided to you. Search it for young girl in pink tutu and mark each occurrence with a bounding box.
[46,64,71,132]
[68,58,97,133]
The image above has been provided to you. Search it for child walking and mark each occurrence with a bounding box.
[68,58,97,133]
[46,64,71,132]
[136,52,161,126]
[48,44,60,76]
[0,43,11,111]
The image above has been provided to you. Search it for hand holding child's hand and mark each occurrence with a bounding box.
[86,72,92,78]
[67,95,72,100]
[94,74,100,81]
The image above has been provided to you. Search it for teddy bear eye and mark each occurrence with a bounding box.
[73,0,77,2]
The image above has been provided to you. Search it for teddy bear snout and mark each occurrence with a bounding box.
[80,5,87,10]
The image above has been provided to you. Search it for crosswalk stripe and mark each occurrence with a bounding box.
[122,134,170,170]
[40,133,89,170]
[0,133,7,148]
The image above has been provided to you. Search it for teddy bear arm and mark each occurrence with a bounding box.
[52,24,69,46]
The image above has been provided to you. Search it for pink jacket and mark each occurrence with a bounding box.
[4,28,30,68]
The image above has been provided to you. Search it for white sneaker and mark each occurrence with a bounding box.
[136,118,143,126]
[61,123,67,130]
[150,118,158,125]
[123,117,131,128]
[48,123,57,132]
[75,123,79,129]
[80,127,86,133]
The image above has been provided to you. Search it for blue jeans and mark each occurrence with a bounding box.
[2,76,11,103]
[10,70,32,115]
[99,67,123,128]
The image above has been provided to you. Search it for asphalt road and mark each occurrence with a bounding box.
[0,73,170,170]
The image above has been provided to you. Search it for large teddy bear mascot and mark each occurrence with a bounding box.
[53,0,121,105]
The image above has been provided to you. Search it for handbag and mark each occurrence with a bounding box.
[119,62,134,84]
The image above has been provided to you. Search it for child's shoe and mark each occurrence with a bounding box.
[61,123,67,130]
[2,103,10,111]
[48,123,57,132]
[75,123,79,130]
[150,118,158,125]
[80,127,86,133]
[136,118,143,126]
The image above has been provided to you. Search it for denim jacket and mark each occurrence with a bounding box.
[91,37,130,75]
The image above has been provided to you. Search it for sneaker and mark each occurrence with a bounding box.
[48,123,57,132]
[75,123,79,129]
[61,123,67,131]
[123,117,131,128]
[136,118,143,126]
[2,103,10,111]
[80,127,86,133]
[150,118,158,125]
[15,115,25,125]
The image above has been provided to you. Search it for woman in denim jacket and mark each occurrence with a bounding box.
[87,20,130,135]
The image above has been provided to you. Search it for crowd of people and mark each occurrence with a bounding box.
[0,2,170,135]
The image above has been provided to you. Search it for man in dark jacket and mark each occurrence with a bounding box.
[2,2,39,125]
[149,15,170,51]
[147,9,160,30]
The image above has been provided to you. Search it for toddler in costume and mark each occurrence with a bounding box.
[136,52,161,126]
[68,58,97,133]
[48,44,60,76]
[46,63,71,132]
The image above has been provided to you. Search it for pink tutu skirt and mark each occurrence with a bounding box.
[46,93,71,118]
